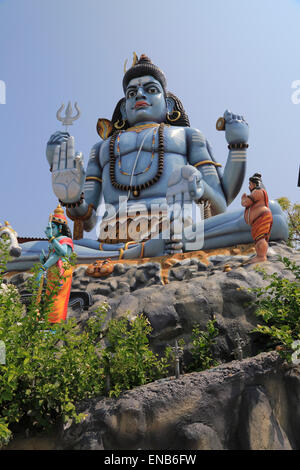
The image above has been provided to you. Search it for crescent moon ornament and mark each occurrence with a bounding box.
[124,58,128,74]
[132,52,138,67]
[124,52,138,74]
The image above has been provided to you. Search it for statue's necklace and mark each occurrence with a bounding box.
[126,122,160,133]
[109,123,165,198]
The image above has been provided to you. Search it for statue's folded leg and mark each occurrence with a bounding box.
[5,238,167,272]
[181,200,289,251]
[75,238,166,259]
[5,202,288,272]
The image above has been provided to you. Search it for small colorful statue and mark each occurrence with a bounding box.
[37,204,74,323]
[0,221,22,258]
[241,173,273,263]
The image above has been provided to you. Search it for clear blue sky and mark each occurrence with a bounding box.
[0,0,299,238]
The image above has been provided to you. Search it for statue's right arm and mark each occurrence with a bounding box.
[67,142,103,232]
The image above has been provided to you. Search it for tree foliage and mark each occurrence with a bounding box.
[252,257,300,363]
[187,319,219,372]
[0,237,220,447]
[277,197,300,249]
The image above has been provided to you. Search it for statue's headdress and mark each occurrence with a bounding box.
[123,54,167,94]
[50,204,72,238]
[51,204,68,226]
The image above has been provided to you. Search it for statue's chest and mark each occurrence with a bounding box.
[100,126,187,167]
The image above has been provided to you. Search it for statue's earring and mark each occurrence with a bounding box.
[167,111,181,122]
[114,119,126,130]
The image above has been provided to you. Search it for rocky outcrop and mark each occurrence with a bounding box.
[6,352,300,450]
[58,352,300,450]
[4,241,300,450]
[6,241,300,364]
[68,241,299,364]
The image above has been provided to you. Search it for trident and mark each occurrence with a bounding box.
[56,101,81,131]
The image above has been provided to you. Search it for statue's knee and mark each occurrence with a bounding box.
[270,214,289,241]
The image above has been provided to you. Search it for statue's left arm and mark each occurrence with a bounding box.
[186,128,227,215]
[219,110,249,205]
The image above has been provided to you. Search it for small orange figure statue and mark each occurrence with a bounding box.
[241,173,273,264]
[37,204,74,323]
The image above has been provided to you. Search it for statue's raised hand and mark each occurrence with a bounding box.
[223,109,249,145]
[47,132,85,204]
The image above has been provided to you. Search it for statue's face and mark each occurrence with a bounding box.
[45,222,61,238]
[124,75,167,125]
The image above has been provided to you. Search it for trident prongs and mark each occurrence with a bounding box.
[56,101,81,131]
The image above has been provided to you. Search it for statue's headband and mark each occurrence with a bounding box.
[123,54,167,94]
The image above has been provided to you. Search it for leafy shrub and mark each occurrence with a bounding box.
[0,239,107,446]
[276,197,300,249]
[252,257,300,362]
[102,314,169,397]
[0,239,171,446]
[0,237,221,447]
[186,318,219,372]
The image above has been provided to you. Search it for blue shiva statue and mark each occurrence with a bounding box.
[7,54,288,271]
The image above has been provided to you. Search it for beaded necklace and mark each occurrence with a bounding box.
[109,123,165,198]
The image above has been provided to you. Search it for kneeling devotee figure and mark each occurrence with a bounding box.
[241,173,273,264]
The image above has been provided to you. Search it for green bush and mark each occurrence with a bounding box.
[0,237,221,447]
[276,197,300,250]
[186,318,219,372]
[0,238,171,446]
[102,314,169,398]
[252,257,300,362]
[0,238,106,447]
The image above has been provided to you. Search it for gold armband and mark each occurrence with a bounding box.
[86,176,102,183]
[194,160,222,168]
